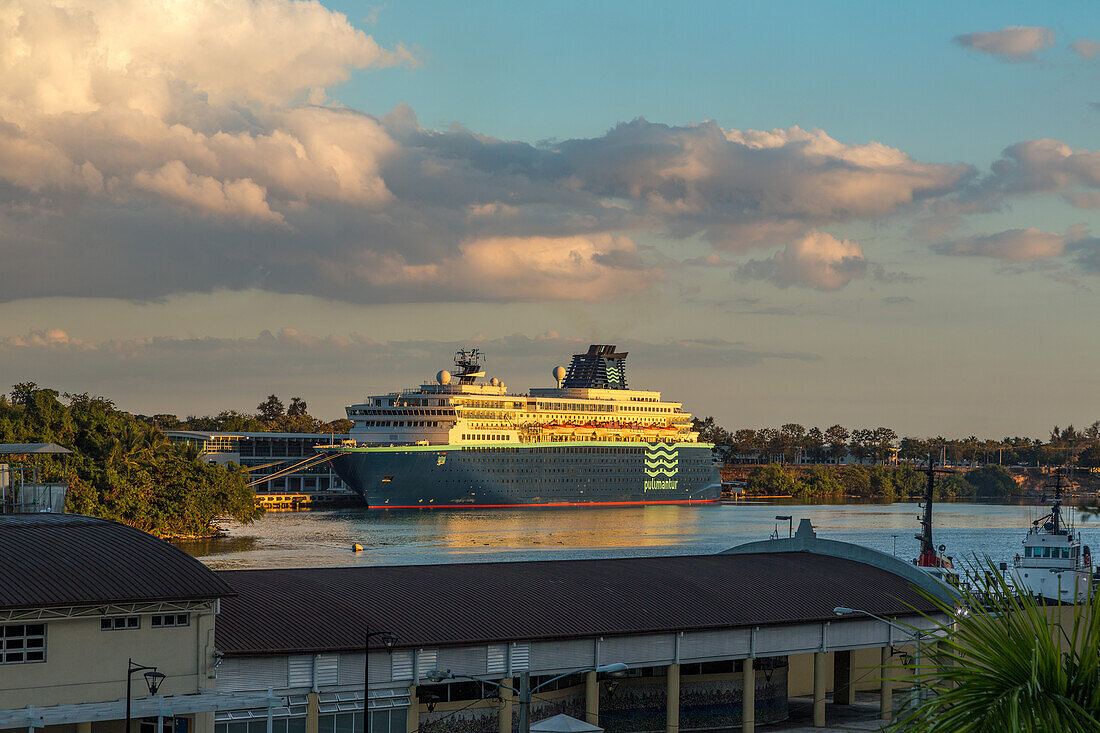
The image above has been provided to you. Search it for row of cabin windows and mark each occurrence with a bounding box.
[1024,546,1077,559]
[362,421,442,428]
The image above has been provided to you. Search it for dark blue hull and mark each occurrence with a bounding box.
[320,442,721,508]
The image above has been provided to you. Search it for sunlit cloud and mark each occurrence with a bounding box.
[954,25,1055,62]
[737,230,868,291]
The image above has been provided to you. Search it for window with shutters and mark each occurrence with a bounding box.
[288,655,313,687]
[315,654,339,686]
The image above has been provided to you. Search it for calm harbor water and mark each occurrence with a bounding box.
[177,500,1100,571]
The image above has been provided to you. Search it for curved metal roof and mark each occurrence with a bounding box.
[0,514,232,609]
[215,551,937,656]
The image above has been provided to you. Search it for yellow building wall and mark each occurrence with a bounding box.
[0,606,216,709]
[786,648,902,696]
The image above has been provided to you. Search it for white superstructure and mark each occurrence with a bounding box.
[344,346,701,447]
[1013,476,1093,603]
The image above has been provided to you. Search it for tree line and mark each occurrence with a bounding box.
[2,384,262,537]
[744,462,1018,502]
[134,393,353,435]
[692,417,1100,468]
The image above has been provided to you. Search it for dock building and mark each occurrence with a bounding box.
[0,514,274,732]
[0,516,950,733]
[164,432,352,507]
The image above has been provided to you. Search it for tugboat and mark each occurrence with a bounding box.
[1013,471,1092,603]
[913,455,960,586]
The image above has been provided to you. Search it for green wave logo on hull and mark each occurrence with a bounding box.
[644,444,678,492]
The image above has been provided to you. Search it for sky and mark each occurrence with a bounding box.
[2,0,1099,437]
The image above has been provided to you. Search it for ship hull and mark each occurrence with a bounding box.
[320,441,721,508]
[1015,566,1092,604]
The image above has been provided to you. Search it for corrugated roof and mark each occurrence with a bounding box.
[215,552,937,656]
[0,443,72,455]
[0,514,232,609]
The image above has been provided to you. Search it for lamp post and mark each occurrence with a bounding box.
[833,606,927,706]
[775,515,793,538]
[426,662,628,733]
[125,659,166,733]
[363,627,398,733]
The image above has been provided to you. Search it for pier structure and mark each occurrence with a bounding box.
[163,431,354,503]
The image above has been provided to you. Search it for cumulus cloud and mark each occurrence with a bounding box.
[132,161,285,224]
[1070,39,1100,60]
[0,0,978,304]
[738,230,868,291]
[954,26,1055,62]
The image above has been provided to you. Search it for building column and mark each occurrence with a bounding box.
[833,650,854,705]
[193,713,214,733]
[666,664,680,733]
[880,647,893,721]
[77,721,93,733]
[306,693,319,733]
[407,685,419,733]
[498,678,514,733]
[812,652,826,728]
[585,669,599,725]
[741,659,755,733]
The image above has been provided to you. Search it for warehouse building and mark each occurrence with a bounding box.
[210,520,948,733]
[0,515,947,733]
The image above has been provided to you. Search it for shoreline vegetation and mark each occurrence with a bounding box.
[736,462,1027,503]
[0,384,349,538]
[692,416,1100,502]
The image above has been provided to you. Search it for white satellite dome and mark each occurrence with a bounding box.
[436,370,451,385]
[490,377,500,386]
[553,365,566,382]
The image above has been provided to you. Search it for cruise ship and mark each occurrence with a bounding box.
[318,345,722,508]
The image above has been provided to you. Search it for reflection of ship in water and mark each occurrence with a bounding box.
[1013,471,1093,603]
[319,345,722,508]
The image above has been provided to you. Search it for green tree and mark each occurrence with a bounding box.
[963,464,1016,497]
[871,427,898,464]
[849,428,874,464]
[896,563,1100,732]
[1079,444,1100,468]
[257,394,285,423]
[798,465,842,499]
[868,466,896,502]
[746,463,798,496]
[0,385,261,537]
[824,425,849,463]
[840,465,871,496]
[805,427,826,463]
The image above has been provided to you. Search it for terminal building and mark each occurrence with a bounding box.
[164,432,354,507]
[0,513,950,733]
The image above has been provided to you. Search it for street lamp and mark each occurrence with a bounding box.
[833,606,928,705]
[426,662,628,733]
[125,659,165,733]
[775,515,793,538]
[364,627,398,733]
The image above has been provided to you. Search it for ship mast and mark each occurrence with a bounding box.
[916,453,951,567]
[1042,469,1067,534]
